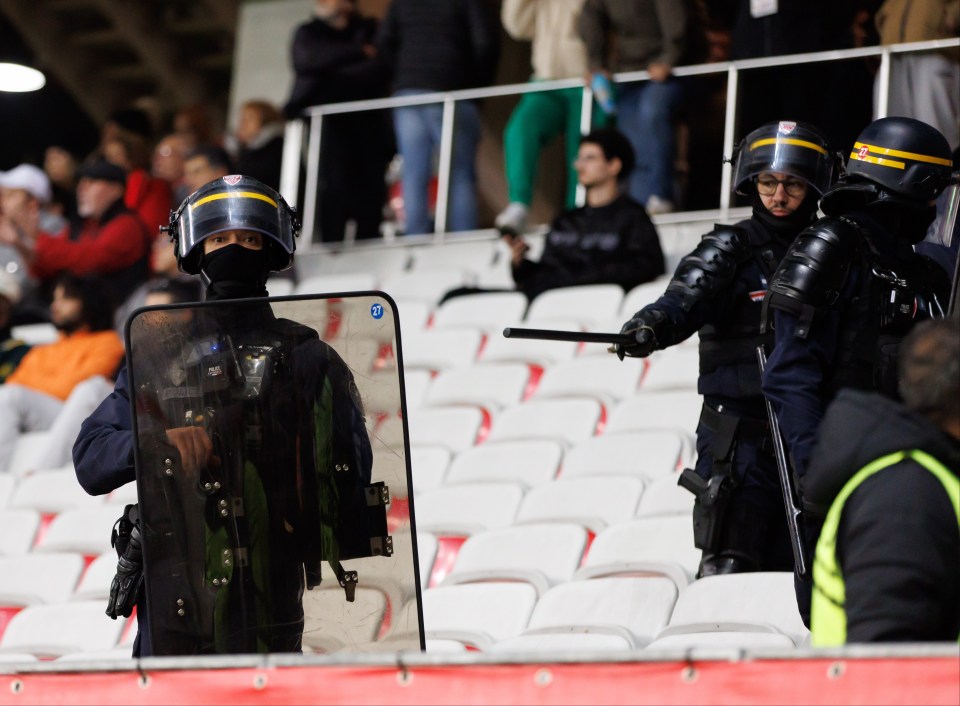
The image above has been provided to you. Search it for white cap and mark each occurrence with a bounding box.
[0,269,21,305]
[0,164,52,204]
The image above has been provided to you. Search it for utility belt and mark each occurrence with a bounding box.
[679,403,773,551]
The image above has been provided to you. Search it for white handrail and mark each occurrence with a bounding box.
[282,37,960,245]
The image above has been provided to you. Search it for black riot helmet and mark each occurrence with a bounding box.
[820,117,954,215]
[166,175,300,276]
[731,120,840,197]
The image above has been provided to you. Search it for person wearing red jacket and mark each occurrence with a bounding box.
[0,160,151,304]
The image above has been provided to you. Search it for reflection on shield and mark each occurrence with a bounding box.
[127,293,423,655]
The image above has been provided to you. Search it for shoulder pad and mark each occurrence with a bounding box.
[765,217,861,335]
[665,225,751,310]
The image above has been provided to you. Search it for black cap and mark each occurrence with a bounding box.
[77,159,127,185]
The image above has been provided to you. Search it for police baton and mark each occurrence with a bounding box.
[502,327,635,347]
[756,345,810,580]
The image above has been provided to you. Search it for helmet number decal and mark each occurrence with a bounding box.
[857,145,870,160]
[223,175,242,185]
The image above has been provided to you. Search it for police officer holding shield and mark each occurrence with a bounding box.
[74,176,386,656]
[616,121,840,577]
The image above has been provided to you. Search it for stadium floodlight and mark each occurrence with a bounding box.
[0,62,45,92]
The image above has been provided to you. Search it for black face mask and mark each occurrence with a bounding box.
[751,188,819,240]
[200,244,271,300]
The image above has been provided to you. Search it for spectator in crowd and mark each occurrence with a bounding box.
[876,0,960,151]
[0,164,59,322]
[762,117,954,623]
[0,274,122,472]
[617,121,839,577]
[495,0,611,236]
[284,0,395,242]
[233,100,285,192]
[578,0,689,214]
[0,160,151,304]
[173,103,219,147]
[43,146,79,223]
[509,129,664,300]
[0,271,30,383]
[376,0,500,235]
[182,145,234,196]
[807,318,959,645]
[152,132,197,205]
[102,129,173,242]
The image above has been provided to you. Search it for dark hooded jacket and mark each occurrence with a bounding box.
[805,389,960,643]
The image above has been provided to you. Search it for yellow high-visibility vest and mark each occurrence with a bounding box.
[811,449,960,646]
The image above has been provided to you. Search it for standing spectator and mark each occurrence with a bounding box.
[510,129,664,300]
[0,274,122,472]
[0,271,30,383]
[495,0,609,236]
[0,160,151,304]
[762,117,954,623]
[181,145,234,196]
[233,100,286,192]
[807,318,959,645]
[284,0,395,242]
[876,0,960,151]
[103,130,173,242]
[579,0,688,214]
[376,0,500,235]
[43,146,79,224]
[617,120,839,577]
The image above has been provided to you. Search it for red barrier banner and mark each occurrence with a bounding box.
[1,654,957,706]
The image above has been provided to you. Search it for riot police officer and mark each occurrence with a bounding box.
[761,117,954,621]
[616,120,840,577]
[73,176,381,656]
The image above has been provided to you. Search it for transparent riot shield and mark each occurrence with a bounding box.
[126,293,423,656]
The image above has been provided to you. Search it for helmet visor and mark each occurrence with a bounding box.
[733,122,837,196]
[175,188,295,263]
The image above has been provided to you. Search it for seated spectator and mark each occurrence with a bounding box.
[0,274,123,472]
[494,0,611,236]
[152,132,197,205]
[232,100,285,191]
[0,160,151,304]
[0,271,30,383]
[807,318,960,645]
[375,0,499,235]
[508,129,665,300]
[0,164,58,322]
[102,129,173,242]
[182,145,234,196]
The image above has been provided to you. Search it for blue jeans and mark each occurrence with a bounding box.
[616,80,684,204]
[392,90,480,234]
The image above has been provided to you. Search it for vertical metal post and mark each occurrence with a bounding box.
[279,120,303,210]
[302,113,323,246]
[576,85,595,207]
[875,47,892,119]
[434,96,456,240]
[719,64,739,219]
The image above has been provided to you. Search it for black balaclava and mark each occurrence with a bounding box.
[868,199,938,245]
[200,243,271,301]
[751,187,820,242]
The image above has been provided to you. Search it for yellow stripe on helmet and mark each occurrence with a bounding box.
[749,137,828,156]
[853,141,952,167]
[190,191,279,211]
[849,151,906,170]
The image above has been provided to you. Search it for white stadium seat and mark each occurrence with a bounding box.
[414,483,524,536]
[514,476,644,533]
[619,276,671,317]
[562,431,686,481]
[423,363,530,411]
[409,445,452,495]
[444,439,563,489]
[419,582,538,650]
[636,475,696,517]
[403,406,486,452]
[431,291,528,334]
[9,467,103,514]
[33,506,127,558]
[0,601,126,658]
[401,329,483,373]
[0,510,40,557]
[532,357,645,406]
[486,398,602,447]
[525,284,625,328]
[0,553,85,606]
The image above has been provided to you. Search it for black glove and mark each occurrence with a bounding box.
[616,307,669,360]
[106,522,144,620]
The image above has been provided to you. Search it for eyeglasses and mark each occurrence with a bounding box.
[755,176,807,197]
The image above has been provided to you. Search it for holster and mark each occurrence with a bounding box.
[679,405,764,551]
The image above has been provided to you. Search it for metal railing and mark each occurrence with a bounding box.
[280,37,959,247]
